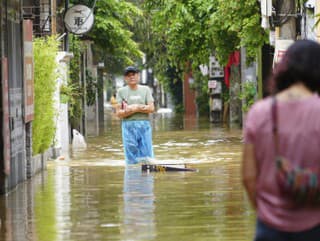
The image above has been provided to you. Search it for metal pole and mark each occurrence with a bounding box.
[257,48,263,99]
[316,1,320,43]
[64,0,69,51]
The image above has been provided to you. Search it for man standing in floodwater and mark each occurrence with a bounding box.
[116,66,155,164]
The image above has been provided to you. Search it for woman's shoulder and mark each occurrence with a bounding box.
[248,97,272,116]
[244,97,273,130]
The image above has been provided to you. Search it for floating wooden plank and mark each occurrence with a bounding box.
[141,164,197,172]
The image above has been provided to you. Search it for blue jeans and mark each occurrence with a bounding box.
[122,120,154,164]
[255,219,320,241]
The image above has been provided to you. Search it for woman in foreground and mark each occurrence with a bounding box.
[242,40,320,241]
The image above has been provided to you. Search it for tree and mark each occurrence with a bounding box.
[141,0,268,115]
[210,0,268,65]
[144,0,216,71]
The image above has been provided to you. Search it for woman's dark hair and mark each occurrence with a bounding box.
[270,39,320,94]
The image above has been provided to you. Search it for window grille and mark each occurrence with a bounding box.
[23,0,52,37]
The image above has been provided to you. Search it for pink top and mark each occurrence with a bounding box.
[244,94,320,232]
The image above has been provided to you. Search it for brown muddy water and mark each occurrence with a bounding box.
[0,110,256,241]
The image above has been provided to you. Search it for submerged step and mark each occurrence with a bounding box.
[141,164,197,172]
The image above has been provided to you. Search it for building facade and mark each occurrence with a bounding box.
[0,0,67,194]
[0,0,30,193]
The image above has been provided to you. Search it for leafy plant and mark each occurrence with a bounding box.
[69,35,83,130]
[209,0,268,65]
[86,70,98,106]
[60,83,81,104]
[239,81,257,113]
[165,66,184,113]
[33,36,59,155]
[221,81,230,103]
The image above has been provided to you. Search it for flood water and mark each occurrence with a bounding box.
[0,109,256,241]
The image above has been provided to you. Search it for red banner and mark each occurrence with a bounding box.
[2,58,10,175]
[23,20,34,123]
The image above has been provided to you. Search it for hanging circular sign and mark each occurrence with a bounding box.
[64,4,94,35]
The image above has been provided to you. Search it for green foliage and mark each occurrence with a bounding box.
[69,35,82,83]
[196,92,209,117]
[209,0,268,65]
[60,83,81,105]
[33,36,59,155]
[165,67,184,113]
[221,81,230,103]
[191,66,210,116]
[86,70,99,106]
[142,0,268,115]
[68,85,82,130]
[69,35,83,129]
[238,81,257,113]
[142,1,217,113]
[143,0,268,68]
[144,0,216,71]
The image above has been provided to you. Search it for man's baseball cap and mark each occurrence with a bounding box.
[124,66,139,76]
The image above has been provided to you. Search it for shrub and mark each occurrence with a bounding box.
[33,36,59,155]
[238,81,257,113]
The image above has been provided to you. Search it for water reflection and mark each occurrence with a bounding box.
[0,172,46,241]
[121,166,155,240]
[55,165,71,241]
[153,164,254,241]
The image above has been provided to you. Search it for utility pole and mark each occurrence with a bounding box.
[277,0,296,40]
[272,0,296,69]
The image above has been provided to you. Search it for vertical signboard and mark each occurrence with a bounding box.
[209,55,224,79]
[23,20,34,122]
[2,58,11,175]
[209,55,224,122]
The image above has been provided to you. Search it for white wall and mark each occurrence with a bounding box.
[55,51,73,156]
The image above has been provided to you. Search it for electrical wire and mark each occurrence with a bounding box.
[92,0,98,11]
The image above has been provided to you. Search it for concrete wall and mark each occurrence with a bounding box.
[54,52,73,157]
[84,41,100,137]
